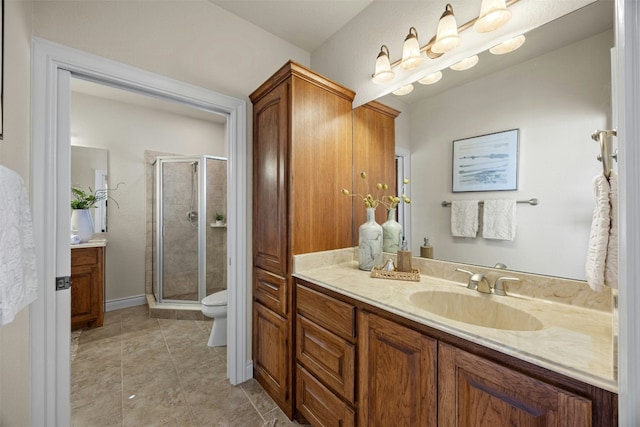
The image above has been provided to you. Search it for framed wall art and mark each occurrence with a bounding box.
[452,128,519,192]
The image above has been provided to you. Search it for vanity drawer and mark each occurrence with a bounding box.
[296,283,355,339]
[296,364,356,427]
[71,246,100,267]
[253,268,287,316]
[296,314,355,403]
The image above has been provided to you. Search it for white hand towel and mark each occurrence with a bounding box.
[451,200,479,238]
[482,199,517,241]
[0,166,39,325]
[605,171,618,289]
[585,173,611,292]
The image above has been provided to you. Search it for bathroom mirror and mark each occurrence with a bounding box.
[375,2,614,280]
[71,145,109,233]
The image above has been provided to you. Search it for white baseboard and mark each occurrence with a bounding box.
[245,361,254,382]
[105,295,146,312]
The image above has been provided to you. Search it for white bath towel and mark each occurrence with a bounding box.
[482,199,516,241]
[605,171,618,289]
[586,173,612,292]
[0,166,39,325]
[451,200,479,238]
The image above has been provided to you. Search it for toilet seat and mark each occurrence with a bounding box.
[202,289,227,307]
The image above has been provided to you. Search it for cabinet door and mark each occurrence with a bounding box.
[253,301,291,413]
[358,311,437,427]
[70,264,100,329]
[438,343,592,426]
[252,82,289,276]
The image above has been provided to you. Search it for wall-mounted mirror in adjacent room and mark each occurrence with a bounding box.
[71,145,109,232]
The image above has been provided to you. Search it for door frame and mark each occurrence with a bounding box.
[30,37,249,425]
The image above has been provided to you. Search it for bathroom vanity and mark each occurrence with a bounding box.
[70,240,106,330]
[292,249,617,426]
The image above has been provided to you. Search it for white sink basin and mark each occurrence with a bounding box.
[409,290,544,331]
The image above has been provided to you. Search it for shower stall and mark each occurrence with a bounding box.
[152,155,227,304]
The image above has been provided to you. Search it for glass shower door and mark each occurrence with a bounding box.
[155,157,201,303]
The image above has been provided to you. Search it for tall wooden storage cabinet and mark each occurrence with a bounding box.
[250,61,355,418]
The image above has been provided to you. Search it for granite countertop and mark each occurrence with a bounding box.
[293,249,617,393]
[71,234,107,249]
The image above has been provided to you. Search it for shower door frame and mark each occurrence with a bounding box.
[154,155,226,304]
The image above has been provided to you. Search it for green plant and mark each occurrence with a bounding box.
[215,212,225,221]
[70,184,122,210]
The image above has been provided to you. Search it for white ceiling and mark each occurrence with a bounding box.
[72,1,613,114]
[209,0,374,52]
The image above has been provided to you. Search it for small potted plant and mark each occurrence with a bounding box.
[214,213,225,226]
[70,185,121,242]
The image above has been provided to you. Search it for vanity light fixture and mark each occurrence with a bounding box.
[450,55,479,71]
[431,4,460,54]
[392,84,414,96]
[370,0,520,84]
[475,0,512,33]
[489,34,526,54]
[372,45,395,83]
[418,71,443,85]
[400,27,424,70]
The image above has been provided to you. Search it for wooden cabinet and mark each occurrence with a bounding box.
[295,282,356,426]
[71,246,104,330]
[352,101,400,228]
[438,343,593,426]
[358,311,437,427]
[250,61,355,418]
[294,279,617,427]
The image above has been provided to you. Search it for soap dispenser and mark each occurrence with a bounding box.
[397,240,412,273]
[420,236,434,259]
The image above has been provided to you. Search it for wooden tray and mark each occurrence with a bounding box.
[370,266,421,282]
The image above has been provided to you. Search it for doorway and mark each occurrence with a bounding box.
[31,38,249,425]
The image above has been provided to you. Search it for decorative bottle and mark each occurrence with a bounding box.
[359,207,383,271]
[381,207,403,253]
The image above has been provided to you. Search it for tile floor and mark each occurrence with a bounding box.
[71,305,304,426]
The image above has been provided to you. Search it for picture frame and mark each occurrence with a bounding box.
[452,129,519,193]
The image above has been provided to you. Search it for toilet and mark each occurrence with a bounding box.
[201,289,228,347]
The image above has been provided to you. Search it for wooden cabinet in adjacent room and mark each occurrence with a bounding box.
[250,61,355,418]
[71,245,105,330]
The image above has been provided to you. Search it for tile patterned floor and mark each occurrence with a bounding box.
[71,305,304,426]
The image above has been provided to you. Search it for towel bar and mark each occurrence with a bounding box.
[441,198,539,207]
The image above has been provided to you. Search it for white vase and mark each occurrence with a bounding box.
[382,208,403,253]
[71,209,94,243]
[359,207,383,271]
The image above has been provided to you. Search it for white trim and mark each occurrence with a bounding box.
[105,295,147,312]
[395,147,411,248]
[616,0,640,424]
[31,37,249,426]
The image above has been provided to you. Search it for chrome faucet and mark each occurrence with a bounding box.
[470,273,492,294]
[494,277,521,296]
[455,268,476,290]
[455,268,491,293]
